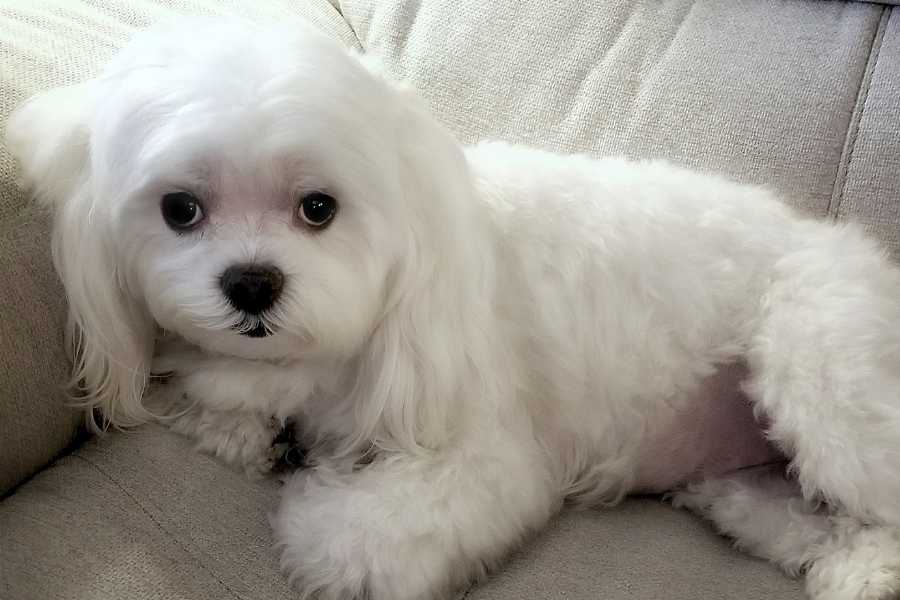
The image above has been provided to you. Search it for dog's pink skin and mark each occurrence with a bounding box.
[633,363,782,493]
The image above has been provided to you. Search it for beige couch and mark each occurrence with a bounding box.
[1,1,898,598]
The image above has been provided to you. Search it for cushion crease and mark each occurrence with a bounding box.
[829,5,890,220]
[71,453,246,600]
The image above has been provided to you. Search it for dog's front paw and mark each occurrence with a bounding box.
[149,381,283,478]
[273,440,556,600]
[194,412,283,478]
[274,470,464,600]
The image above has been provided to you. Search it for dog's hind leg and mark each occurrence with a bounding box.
[671,465,829,575]
[744,222,900,527]
[806,523,900,600]
[672,465,900,600]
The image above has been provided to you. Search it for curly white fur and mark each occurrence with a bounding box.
[8,18,900,600]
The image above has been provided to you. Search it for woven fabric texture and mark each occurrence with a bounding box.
[836,9,900,255]
[340,0,887,220]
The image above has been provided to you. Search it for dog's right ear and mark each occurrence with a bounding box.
[6,82,96,209]
[7,81,157,432]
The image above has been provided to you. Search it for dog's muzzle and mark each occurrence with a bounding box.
[220,263,283,337]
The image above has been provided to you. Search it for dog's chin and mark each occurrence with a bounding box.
[179,324,302,362]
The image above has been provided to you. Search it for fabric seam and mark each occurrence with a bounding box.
[334,0,365,51]
[72,453,246,600]
[829,6,890,220]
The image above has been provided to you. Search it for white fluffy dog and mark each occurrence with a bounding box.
[8,18,900,600]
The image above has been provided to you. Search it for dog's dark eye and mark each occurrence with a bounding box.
[297,192,337,229]
[161,192,204,230]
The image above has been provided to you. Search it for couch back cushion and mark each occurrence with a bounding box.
[339,0,899,256]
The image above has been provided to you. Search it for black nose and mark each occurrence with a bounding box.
[220,264,284,315]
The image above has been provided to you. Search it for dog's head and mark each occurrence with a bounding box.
[8,19,487,445]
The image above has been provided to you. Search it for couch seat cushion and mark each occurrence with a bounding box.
[0,424,804,599]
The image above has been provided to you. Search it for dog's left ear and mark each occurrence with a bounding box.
[6,82,96,208]
[345,75,501,456]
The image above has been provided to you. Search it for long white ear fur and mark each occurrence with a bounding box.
[342,70,500,455]
[7,82,156,431]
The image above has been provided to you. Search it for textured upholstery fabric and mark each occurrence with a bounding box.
[469,502,802,600]
[0,206,77,495]
[836,9,900,257]
[0,0,359,495]
[0,425,804,600]
[339,0,882,218]
[0,426,292,600]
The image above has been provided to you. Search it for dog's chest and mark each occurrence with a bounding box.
[632,362,782,493]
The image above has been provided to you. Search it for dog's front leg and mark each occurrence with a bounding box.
[146,379,287,477]
[274,436,560,600]
[148,337,317,475]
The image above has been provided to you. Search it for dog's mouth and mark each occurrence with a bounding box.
[234,317,276,338]
[242,322,272,338]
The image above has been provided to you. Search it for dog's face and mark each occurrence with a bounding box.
[108,22,420,362]
[20,21,417,362]
[108,32,408,362]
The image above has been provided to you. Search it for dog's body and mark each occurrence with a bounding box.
[8,19,900,600]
